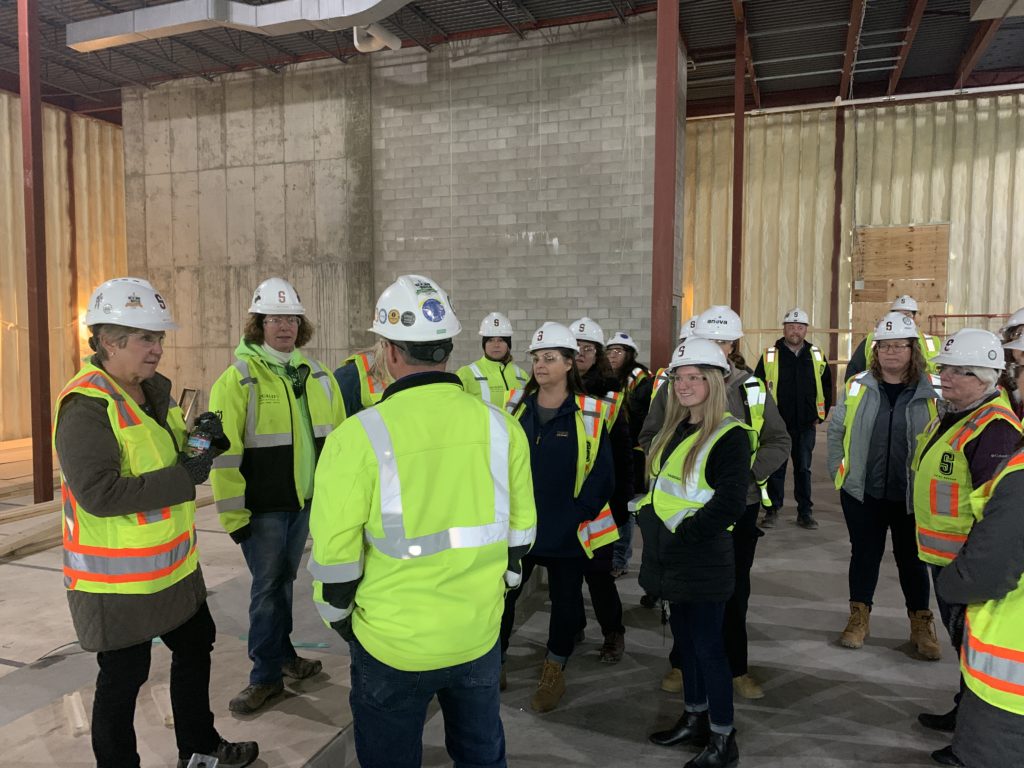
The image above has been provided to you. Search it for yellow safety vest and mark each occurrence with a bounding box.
[627,366,650,395]
[960,451,1024,715]
[308,383,537,671]
[456,357,529,405]
[505,389,619,557]
[762,344,828,420]
[53,363,198,595]
[343,352,387,410]
[864,331,941,373]
[911,401,1021,565]
[737,377,770,505]
[210,351,345,535]
[650,367,670,402]
[642,415,756,532]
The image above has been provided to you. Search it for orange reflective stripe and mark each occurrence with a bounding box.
[916,526,967,560]
[950,405,1018,450]
[65,528,192,559]
[61,372,142,428]
[136,507,172,525]
[63,528,196,584]
[929,479,960,517]
[358,354,384,395]
[962,619,1024,698]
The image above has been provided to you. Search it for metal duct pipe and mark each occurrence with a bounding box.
[353,22,402,52]
[66,0,412,53]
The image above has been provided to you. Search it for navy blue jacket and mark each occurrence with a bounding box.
[517,392,615,558]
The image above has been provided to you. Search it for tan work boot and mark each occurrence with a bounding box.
[229,680,284,714]
[909,609,942,660]
[839,601,870,648]
[530,659,566,713]
[660,666,683,693]
[733,673,765,700]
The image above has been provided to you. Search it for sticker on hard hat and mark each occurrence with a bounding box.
[125,294,143,308]
[989,350,998,360]
[902,317,914,327]
[378,309,387,325]
[401,311,416,327]
[154,293,166,309]
[413,280,437,296]
[94,293,103,309]
[421,298,446,323]
[944,339,955,351]
[388,309,400,324]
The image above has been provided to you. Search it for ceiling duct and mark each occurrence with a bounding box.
[66,0,411,53]
[970,0,1024,20]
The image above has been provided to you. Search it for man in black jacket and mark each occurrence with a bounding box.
[755,308,832,529]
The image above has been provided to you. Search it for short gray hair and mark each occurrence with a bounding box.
[966,365,1000,391]
[89,324,135,362]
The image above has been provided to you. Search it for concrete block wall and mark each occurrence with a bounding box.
[121,59,374,402]
[370,18,659,369]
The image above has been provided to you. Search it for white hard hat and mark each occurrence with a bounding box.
[933,328,1005,371]
[370,274,462,342]
[571,317,605,346]
[606,331,639,353]
[694,305,744,341]
[873,311,919,341]
[529,322,578,353]
[783,307,810,325]
[85,277,178,331]
[891,295,919,313]
[1000,307,1024,334]
[249,277,305,315]
[1004,336,1024,353]
[679,315,699,341]
[669,337,730,373]
[479,311,514,338]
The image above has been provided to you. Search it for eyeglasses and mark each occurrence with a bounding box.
[129,332,165,348]
[577,344,597,356]
[606,348,626,357]
[264,315,301,327]
[531,353,564,365]
[668,373,707,385]
[876,342,912,352]
[936,365,978,378]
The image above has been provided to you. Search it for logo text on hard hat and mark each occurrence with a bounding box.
[421,298,446,323]
[125,294,143,308]
[154,293,166,310]
[401,311,416,327]
[413,280,437,296]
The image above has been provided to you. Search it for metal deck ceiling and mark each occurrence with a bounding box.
[1,0,1023,124]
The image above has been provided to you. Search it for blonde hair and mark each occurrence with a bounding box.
[350,337,394,387]
[647,367,729,482]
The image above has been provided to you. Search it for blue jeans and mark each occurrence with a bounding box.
[668,601,733,728]
[239,505,309,685]
[767,424,817,517]
[349,639,506,768]
[612,516,634,571]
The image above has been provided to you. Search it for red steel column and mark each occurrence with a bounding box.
[651,0,680,371]
[730,20,745,313]
[828,107,846,392]
[19,0,54,502]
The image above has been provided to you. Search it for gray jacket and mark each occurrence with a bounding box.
[640,363,791,506]
[826,371,938,504]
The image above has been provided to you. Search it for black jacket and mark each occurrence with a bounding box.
[637,420,751,603]
[755,339,833,430]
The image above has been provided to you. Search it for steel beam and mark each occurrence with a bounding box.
[730,0,760,108]
[483,0,526,40]
[409,3,448,40]
[608,0,626,24]
[731,20,745,313]
[955,17,1004,88]
[17,0,54,503]
[839,0,867,99]
[828,109,845,399]
[887,0,928,95]
[388,14,431,51]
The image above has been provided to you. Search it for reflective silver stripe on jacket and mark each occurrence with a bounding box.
[357,404,511,558]
[580,396,601,436]
[232,359,293,449]
[215,495,246,513]
[307,555,364,584]
[64,529,195,577]
[469,363,492,404]
[964,630,1024,689]
[506,389,525,414]
[917,529,965,556]
[213,454,242,469]
[308,361,335,406]
[136,508,170,524]
[930,479,958,516]
[653,421,734,532]
[314,601,353,623]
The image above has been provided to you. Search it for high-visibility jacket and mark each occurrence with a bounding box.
[505,389,619,556]
[864,331,941,373]
[650,367,670,402]
[960,451,1024,715]
[911,400,1021,565]
[343,352,387,410]
[627,366,650,395]
[763,344,829,421]
[53,363,198,594]
[456,356,528,405]
[308,378,537,672]
[642,415,757,532]
[210,344,346,535]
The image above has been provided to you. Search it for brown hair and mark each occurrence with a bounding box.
[243,314,314,347]
[869,339,925,385]
[523,349,586,398]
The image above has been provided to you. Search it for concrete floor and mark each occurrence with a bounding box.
[0,423,960,766]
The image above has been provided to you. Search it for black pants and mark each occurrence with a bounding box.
[841,491,929,610]
[583,547,625,636]
[930,563,966,709]
[92,601,221,768]
[767,424,816,517]
[501,555,586,662]
[670,601,733,727]
[723,503,762,677]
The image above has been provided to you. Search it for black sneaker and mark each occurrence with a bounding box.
[640,593,658,609]
[759,509,778,528]
[918,707,957,732]
[177,739,259,768]
[796,514,819,530]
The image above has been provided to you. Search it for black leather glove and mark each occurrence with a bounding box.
[946,604,966,650]
[191,412,230,459]
[229,524,252,544]
[179,451,214,485]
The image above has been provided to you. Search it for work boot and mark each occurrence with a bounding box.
[930,745,965,766]
[685,728,738,768]
[660,666,683,693]
[499,663,507,692]
[759,508,778,528]
[918,706,957,732]
[598,631,625,664]
[281,656,323,679]
[649,710,710,747]
[839,602,870,649]
[228,680,284,714]
[530,659,566,713]
[732,673,764,700]
[796,513,819,529]
[909,610,942,660]
[640,593,658,609]
[177,739,259,768]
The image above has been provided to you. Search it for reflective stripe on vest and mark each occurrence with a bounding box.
[64,526,196,583]
[355,353,385,407]
[916,526,967,560]
[58,372,142,429]
[835,373,868,489]
[651,368,669,401]
[309,361,335,406]
[764,346,826,419]
[231,359,292,449]
[963,613,1024,710]
[576,506,619,558]
[950,405,1018,451]
[468,363,492,404]
[356,404,511,558]
[628,366,649,394]
[597,391,622,429]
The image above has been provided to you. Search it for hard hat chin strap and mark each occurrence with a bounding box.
[391,339,453,364]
